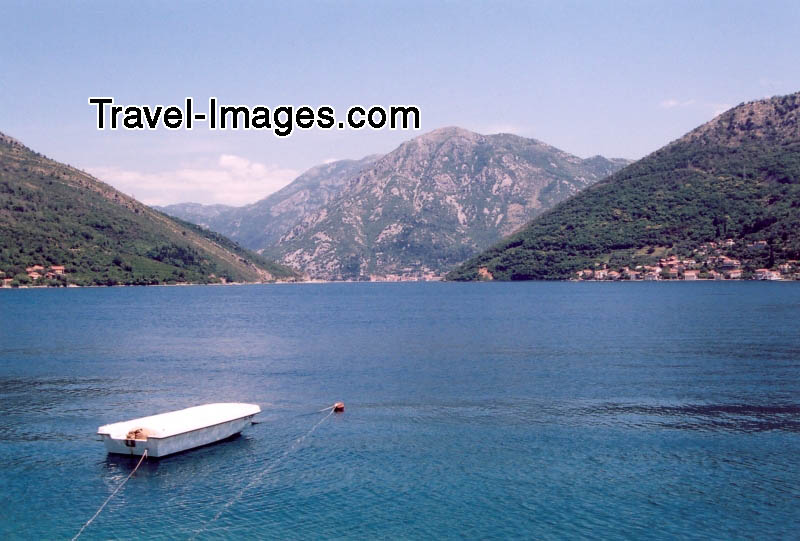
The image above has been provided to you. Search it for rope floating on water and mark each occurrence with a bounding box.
[72,449,148,541]
[190,406,337,539]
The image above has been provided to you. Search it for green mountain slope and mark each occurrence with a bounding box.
[447,92,800,281]
[0,132,299,286]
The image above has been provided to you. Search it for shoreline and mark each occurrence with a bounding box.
[2,277,798,291]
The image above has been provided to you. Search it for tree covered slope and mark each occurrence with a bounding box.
[0,132,299,286]
[448,92,800,280]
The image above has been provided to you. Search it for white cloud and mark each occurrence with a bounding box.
[88,155,298,207]
[659,98,696,109]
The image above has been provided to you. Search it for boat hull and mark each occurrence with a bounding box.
[101,414,255,458]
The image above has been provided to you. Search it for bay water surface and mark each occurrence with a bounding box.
[1,282,799,539]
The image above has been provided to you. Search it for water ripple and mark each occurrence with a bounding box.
[576,402,800,432]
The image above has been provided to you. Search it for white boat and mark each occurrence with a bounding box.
[97,403,261,457]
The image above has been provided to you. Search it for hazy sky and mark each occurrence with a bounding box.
[2,1,800,205]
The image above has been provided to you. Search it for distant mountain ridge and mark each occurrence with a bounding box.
[0,131,298,286]
[268,127,629,280]
[156,202,235,228]
[158,154,381,250]
[448,92,800,281]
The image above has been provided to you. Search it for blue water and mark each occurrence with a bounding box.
[1,282,799,539]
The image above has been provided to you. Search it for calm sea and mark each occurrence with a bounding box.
[1,282,799,539]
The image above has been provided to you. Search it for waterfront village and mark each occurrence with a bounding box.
[576,239,800,281]
[0,264,69,287]
[3,238,800,287]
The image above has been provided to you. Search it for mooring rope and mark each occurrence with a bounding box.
[189,408,335,539]
[72,449,148,541]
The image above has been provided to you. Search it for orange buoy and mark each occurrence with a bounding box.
[333,402,345,413]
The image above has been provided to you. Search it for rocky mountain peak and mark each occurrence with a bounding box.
[417,126,479,141]
[375,127,483,173]
[270,129,629,280]
[680,91,800,147]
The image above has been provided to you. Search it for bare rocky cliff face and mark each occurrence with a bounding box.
[159,154,381,250]
[269,127,629,280]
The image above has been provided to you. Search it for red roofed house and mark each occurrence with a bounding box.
[718,257,741,270]
[754,269,770,280]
